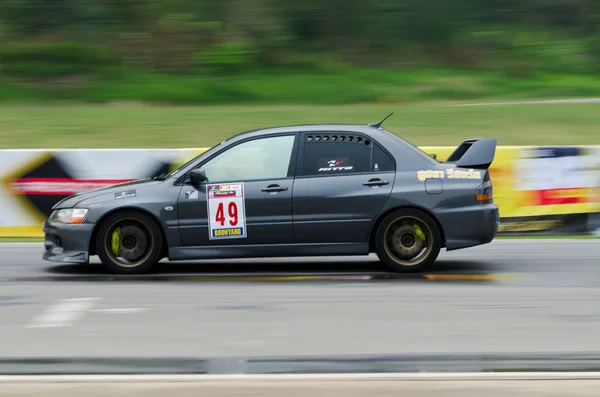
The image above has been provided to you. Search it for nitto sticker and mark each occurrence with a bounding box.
[318,158,354,172]
[115,190,136,200]
[185,190,198,199]
[206,183,247,240]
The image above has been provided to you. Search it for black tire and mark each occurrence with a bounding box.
[95,210,163,274]
[374,208,442,273]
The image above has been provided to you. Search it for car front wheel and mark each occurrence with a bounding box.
[95,210,163,274]
[374,208,442,273]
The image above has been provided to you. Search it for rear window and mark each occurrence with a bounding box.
[300,133,372,176]
[379,128,439,163]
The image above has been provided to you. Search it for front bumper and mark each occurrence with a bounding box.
[42,221,95,264]
[436,203,500,251]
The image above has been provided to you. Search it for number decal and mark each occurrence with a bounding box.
[228,202,238,226]
[207,183,247,239]
[213,201,239,226]
[216,202,225,226]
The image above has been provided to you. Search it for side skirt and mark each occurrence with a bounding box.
[168,243,369,261]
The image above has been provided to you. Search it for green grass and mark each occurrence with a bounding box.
[1,66,600,148]
[0,237,43,242]
[1,101,600,149]
[77,69,600,105]
[3,67,600,104]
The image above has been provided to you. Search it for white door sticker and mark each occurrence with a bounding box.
[207,183,247,240]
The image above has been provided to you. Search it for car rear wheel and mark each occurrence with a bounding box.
[95,210,163,274]
[374,208,442,273]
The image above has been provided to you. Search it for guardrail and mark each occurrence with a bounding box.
[1,146,598,237]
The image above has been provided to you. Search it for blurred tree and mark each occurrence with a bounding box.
[0,0,599,75]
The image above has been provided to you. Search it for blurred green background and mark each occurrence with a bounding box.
[0,0,600,147]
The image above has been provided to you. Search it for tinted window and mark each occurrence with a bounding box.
[201,135,295,183]
[300,133,372,176]
[373,143,395,172]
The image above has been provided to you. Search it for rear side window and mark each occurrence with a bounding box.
[372,143,395,172]
[299,133,372,176]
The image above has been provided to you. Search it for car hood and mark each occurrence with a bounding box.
[52,178,163,209]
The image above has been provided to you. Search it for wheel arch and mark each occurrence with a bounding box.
[368,205,447,252]
[88,206,168,258]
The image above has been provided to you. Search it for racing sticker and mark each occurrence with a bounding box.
[115,190,136,200]
[207,183,247,240]
[445,168,481,180]
[417,170,444,181]
[317,157,354,172]
[417,169,481,181]
[185,190,199,199]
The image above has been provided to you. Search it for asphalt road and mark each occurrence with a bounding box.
[0,239,600,362]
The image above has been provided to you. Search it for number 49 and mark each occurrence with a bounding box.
[216,201,238,226]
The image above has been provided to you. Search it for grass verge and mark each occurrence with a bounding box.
[0,237,43,242]
[1,101,599,149]
[3,67,600,104]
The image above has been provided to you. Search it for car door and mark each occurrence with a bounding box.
[292,131,396,244]
[177,133,299,247]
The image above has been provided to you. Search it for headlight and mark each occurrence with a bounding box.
[50,208,89,224]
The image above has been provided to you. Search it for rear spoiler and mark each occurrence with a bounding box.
[443,138,497,169]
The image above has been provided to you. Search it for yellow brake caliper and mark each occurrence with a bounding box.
[414,224,426,241]
[111,227,121,256]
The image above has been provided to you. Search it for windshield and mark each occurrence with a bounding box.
[167,140,226,178]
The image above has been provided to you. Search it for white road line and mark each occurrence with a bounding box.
[0,243,44,247]
[3,372,600,383]
[92,308,149,314]
[27,298,101,328]
[446,98,600,107]
[0,148,210,153]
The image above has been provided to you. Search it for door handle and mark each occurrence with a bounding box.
[363,178,389,187]
[261,184,288,192]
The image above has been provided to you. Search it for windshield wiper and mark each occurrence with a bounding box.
[151,173,168,181]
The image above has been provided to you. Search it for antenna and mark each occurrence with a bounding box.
[368,112,394,128]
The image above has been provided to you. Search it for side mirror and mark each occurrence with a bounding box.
[189,168,207,185]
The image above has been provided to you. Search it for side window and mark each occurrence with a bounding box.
[201,135,295,183]
[300,133,372,176]
[372,143,395,172]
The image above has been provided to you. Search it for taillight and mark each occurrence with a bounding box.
[476,181,493,203]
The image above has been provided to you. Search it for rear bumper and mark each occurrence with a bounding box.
[435,203,499,251]
[42,221,94,264]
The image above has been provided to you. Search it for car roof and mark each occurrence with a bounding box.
[225,123,396,142]
[171,122,437,179]
[222,123,438,164]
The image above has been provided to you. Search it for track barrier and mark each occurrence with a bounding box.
[0,146,598,237]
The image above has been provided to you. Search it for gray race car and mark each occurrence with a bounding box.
[42,116,499,274]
